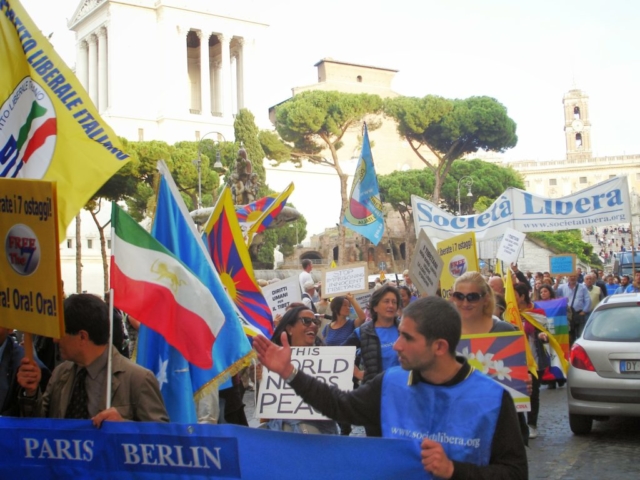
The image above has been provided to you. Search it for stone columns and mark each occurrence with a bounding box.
[235,38,244,110]
[197,31,211,116]
[212,60,221,115]
[76,40,88,90]
[97,27,108,112]
[217,33,232,118]
[87,34,98,107]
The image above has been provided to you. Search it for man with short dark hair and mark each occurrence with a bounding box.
[614,275,630,294]
[255,297,527,479]
[17,294,168,426]
[299,259,315,292]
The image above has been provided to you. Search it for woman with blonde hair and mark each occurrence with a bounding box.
[451,272,511,334]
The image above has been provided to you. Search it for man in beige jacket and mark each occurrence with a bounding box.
[17,294,168,427]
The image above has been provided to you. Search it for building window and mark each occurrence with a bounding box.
[195,131,201,141]
[107,239,112,249]
[525,181,530,188]
[636,172,640,181]
[356,75,362,83]
[138,128,144,141]
[579,176,587,184]
[574,106,581,119]
[549,179,557,186]
[66,239,73,249]
[87,239,93,249]
[576,133,583,148]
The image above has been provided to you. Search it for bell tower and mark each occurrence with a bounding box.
[563,89,592,160]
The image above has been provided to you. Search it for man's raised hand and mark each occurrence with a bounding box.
[253,332,295,378]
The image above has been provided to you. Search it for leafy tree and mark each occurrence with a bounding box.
[384,95,518,203]
[273,90,383,264]
[259,130,292,164]
[529,231,599,266]
[234,109,267,190]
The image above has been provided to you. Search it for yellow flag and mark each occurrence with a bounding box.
[379,271,386,282]
[330,260,337,268]
[503,273,538,378]
[0,1,130,241]
[494,259,503,276]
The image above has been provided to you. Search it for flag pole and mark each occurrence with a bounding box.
[106,215,116,409]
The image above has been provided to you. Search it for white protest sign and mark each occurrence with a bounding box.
[496,227,526,265]
[353,289,373,310]
[321,262,369,297]
[409,229,444,296]
[257,346,356,420]
[261,276,302,317]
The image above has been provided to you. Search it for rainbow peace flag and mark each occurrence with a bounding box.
[534,297,570,381]
[203,188,274,337]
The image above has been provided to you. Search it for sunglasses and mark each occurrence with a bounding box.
[298,317,321,327]
[451,292,485,303]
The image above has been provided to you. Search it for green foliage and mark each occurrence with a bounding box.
[234,109,267,189]
[384,95,517,201]
[378,159,524,217]
[528,230,597,265]
[259,130,292,163]
[275,90,383,165]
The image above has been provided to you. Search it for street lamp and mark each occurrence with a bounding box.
[289,223,299,246]
[194,131,226,209]
[457,176,474,215]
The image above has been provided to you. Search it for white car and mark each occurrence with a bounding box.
[567,292,640,434]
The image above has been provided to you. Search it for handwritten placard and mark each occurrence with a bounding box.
[409,229,443,296]
[549,254,576,275]
[257,346,356,420]
[321,263,369,297]
[496,228,526,265]
[261,276,302,317]
[353,290,373,310]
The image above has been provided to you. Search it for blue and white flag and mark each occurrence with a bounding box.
[341,123,385,245]
[135,162,254,423]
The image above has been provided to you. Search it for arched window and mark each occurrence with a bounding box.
[573,106,581,119]
[356,75,362,83]
[576,133,583,148]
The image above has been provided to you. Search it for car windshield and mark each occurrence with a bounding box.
[584,306,640,342]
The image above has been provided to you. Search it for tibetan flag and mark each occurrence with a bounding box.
[341,123,384,245]
[458,331,530,412]
[236,183,294,245]
[203,187,274,337]
[0,1,129,241]
[503,273,538,377]
[135,163,253,423]
[534,297,570,382]
[110,204,222,370]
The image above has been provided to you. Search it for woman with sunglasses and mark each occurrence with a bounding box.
[260,305,338,434]
[451,272,531,444]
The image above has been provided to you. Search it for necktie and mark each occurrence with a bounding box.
[65,368,89,419]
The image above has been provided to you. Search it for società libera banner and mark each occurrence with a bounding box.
[412,176,631,241]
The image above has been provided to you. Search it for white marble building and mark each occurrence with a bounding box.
[68,0,267,143]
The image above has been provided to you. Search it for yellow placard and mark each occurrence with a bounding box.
[0,178,64,337]
[437,232,479,300]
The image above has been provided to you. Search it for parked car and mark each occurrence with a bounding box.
[567,292,640,434]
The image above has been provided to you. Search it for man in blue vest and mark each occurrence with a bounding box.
[254,297,527,479]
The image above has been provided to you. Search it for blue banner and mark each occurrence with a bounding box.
[0,418,426,479]
[341,123,385,245]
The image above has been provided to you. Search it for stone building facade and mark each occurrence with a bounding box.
[68,0,267,144]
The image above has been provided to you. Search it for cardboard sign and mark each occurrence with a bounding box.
[437,232,479,300]
[0,179,64,337]
[458,331,531,412]
[549,254,576,275]
[257,346,356,420]
[353,290,373,310]
[496,228,526,265]
[321,263,368,297]
[261,276,301,317]
[409,229,444,296]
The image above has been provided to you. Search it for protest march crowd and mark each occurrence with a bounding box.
[4,253,637,478]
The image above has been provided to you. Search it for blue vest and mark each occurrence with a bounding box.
[380,366,503,466]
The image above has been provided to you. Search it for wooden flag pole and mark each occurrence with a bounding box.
[23,332,34,362]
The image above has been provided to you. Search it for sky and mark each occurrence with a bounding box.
[19,0,640,163]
